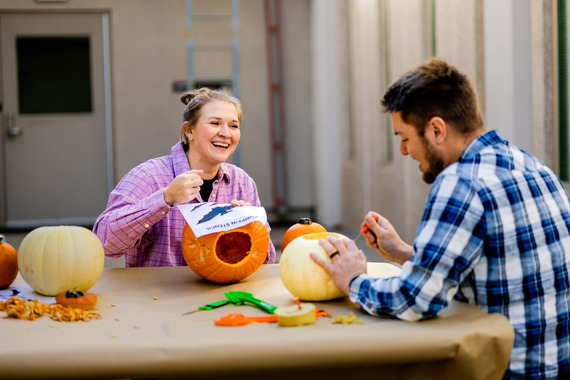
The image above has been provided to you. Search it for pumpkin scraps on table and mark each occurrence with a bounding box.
[214,298,331,327]
[0,296,102,322]
[214,308,332,327]
[332,312,363,325]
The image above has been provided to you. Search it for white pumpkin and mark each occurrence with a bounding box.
[279,232,347,301]
[17,226,104,296]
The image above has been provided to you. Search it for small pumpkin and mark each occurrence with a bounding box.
[281,218,327,252]
[182,221,269,284]
[0,234,18,289]
[55,289,98,310]
[279,232,347,301]
[17,226,105,296]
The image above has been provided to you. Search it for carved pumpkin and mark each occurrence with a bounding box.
[279,232,347,301]
[17,226,104,296]
[0,234,18,289]
[281,218,327,252]
[182,221,269,284]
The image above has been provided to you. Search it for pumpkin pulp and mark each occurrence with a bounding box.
[215,232,252,265]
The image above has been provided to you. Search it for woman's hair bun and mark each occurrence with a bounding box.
[180,88,211,105]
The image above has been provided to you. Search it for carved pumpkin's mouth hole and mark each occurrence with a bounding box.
[216,232,252,264]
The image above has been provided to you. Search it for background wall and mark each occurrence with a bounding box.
[1,0,567,249]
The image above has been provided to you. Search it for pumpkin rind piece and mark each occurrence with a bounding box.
[55,290,98,310]
[181,221,269,284]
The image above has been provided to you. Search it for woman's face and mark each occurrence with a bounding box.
[185,100,240,169]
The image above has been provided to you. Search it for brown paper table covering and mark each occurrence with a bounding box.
[0,263,514,380]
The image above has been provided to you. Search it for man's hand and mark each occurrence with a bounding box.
[163,170,204,206]
[362,212,413,265]
[310,235,367,295]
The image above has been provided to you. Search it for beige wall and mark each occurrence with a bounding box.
[0,0,187,181]
[530,0,557,170]
[281,0,313,212]
[239,0,273,206]
[343,0,387,231]
[341,0,434,242]
[240,0,314,216]
[109,1,187,178]
[435,0,484,112]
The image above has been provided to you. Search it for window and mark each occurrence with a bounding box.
[17,36,92,114]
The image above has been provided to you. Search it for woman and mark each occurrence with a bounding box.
[93,88,276,266]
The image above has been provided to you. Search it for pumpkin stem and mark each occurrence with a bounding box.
[298,218,312,225]
[65,289,85,298]
[0,234,4,243]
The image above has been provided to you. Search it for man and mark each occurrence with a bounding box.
[311,58,570,379]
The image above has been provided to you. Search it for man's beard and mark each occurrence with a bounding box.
[421,137,445,184]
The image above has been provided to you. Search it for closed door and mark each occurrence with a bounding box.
[1,13,112,228]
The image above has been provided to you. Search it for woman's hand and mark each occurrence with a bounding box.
[310,236,367,296]
[230,199,251,206]
[362,212,413,265]
[163,170,204,206]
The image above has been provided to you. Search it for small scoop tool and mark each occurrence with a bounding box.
[224,291,278,314]
[182,291,278,316]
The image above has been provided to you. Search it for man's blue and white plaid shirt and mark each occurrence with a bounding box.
[350,130,570,379]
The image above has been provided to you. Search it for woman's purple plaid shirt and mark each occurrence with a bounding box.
[93,142,276,267]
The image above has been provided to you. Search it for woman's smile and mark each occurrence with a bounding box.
[186,99,241,173]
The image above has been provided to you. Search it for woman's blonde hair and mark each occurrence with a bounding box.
[179,87,242,147]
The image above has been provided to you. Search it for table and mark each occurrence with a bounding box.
[0,264,514,380]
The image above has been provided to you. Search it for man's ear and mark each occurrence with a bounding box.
[427,116,447,144]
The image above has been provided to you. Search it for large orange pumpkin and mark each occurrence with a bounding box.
[281,218,327,252]
[0,234,18,289]
[181,221,269,284]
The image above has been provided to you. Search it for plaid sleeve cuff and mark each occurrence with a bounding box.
[348,273,370,303]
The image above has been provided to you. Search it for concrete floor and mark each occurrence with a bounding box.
[1,224,387,268]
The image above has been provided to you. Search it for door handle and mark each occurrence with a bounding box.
[6,113,22,138]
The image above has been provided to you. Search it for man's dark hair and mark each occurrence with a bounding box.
[381,58,483,136]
